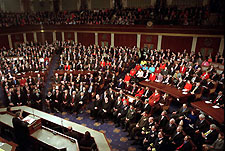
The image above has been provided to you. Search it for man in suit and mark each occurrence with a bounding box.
[176,135,193,151]
[75,92,86,117]
[114,101,129,127]
[97,97,111,123]
[169,126,185,150]
[162,118,177,137]
[156,110,169,128]
[142,125,158,150]
[52,89,62,112]
[112,97,123,120]
[202,133,224,151]
[69,91,77,114]
[90,94,102,120]
[128,112,149,141]
[147,131,166,151]
[200,124,218,145]
[12,110,29,151]
[171,104,189,122]
[61,89,70,112]
[121,104,136,131]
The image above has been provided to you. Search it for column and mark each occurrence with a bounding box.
[109,0,114,9]
[49,0,54,11]
[23,33,27,43]
[151,0,156,7]
[122,0,127,8]
[53,32,56,42]
[157,35,162,50]
[166,0,173,6]
[77,0,81,10]
[95,33,98,46]
[87,0,91,10]
[62,32,65,41]
[30,0,34,12]
[111,33,114,47]
[137,34,141,49]
[59,0,62,11]
[8,35,13,48]
[74,32,77,43]
[33,32,37,43]
[19,0,24,12]
[191,36,197,53]
[219,37,224,55]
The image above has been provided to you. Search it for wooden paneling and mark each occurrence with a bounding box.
[44,32,53,43]
[140,35,158,49]
[98,33,111,47]
[37,32,44,44]
[161,36,193,53]
[114,34,137,48]
[11,33,24,47]
[77,32,95,46]
[195,37,221,57]
[26,33,34,42]
[56,32,62,41]
[0,35,9,49]
[64,32,74,41]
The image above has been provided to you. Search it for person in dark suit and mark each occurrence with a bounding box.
[90,94,102,120]
[62,126,79,142]
[79,131,96,150]
[121,104,136,131]
[142,125,158,150]
[114,101,129,127]
[169,126,185,150]
[202,132,224,151]
[52,89,62,112]
[147,131,166,151]
[12,110,29,151]
[111,97,123,120]
[75,92,86,117]
[156,110,169,128]
[128,112,149,141]
[200,124,219,145]
[176,135,193,151]
[171,104,190,122]
[162,118,177,137]
[31,88,42,110]
[61,90,70,112]
[69,91,77,114]
[97,97,111,123]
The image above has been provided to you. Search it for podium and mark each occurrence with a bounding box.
[22,114,42,135]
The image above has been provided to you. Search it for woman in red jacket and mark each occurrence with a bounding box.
[149,73,156,81]
[135,87,145,98]
[124,73,131,83]
[154,67,161,74]
[149,90,160,106]
[183,80,192,92]
[200,71,210,80]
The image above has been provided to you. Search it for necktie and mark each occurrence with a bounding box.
[204,130,212,136]
[176,143,184,150]
[213,95,221,104]
[72,97,75,103]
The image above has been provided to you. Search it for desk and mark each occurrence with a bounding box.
[0,106,111,151]
[55,70,95,75]
[0,137,17,151]
[191,101,224,125]
[139,80,191,103]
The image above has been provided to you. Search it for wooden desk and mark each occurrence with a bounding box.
[139,80,191,103]
[0,106,111,151]
[191,101,224,125]
[16,70,47,79]
[54,70,95,75]
[0,137,18,151]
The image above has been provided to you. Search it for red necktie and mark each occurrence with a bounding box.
[72,97,75,103]
[213,96,220,104]
[176,143,184,150]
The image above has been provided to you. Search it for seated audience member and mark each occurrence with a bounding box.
[169,126,185,150]
[124,73,131,82]
[149,72,156,82]
[79,131,96,150]
[121,104,137,131]
[128,111,149,141]
[142,125,158,150]
[182,80,192,92]
[61,89,70,112]
[147,131,166,151]
[202,133,224,151]
[200,124,219,145]
[171,104,189,121]
[156,110,169,128]
[62,126,79,141]
[148,89,160,107]
[155,73,163,83]
[162,118,177,136]
[114,101,129,127]
[209,91,224,108]
[176,135,193,151]
[69,91,78,114]
[96,97,111,123]
[75,92,87,117]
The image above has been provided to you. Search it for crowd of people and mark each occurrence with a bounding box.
[0,41,55,109]
[0,39,224,151]
[0,5,223,28]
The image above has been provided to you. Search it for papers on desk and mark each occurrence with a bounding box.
[182,92,188,94]
[212,105,220,109]
[22,116,36,125]
[128,96,135,103]
[205,101,212,104]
